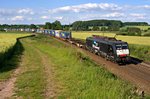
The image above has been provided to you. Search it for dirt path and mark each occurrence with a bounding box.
[34,47,58,99]
[0,39,58,99]
[0,65,21,99]
[22,40,59,98]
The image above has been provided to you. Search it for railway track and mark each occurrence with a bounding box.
[54,37,150,95]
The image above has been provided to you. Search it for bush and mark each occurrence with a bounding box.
[143,33,150,36]
[92,26,100,31]
[0,29,6,32]
[127,27,141,36]
[101,27,107,31]
[108,26,120,31]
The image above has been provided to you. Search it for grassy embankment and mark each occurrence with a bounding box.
[0,33,30,81]
[13,34,141,98]
[72,31,150,61]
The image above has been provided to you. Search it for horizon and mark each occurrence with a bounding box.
[0,0,150,24]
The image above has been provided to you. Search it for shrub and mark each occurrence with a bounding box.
[143,33,150,36]
[127,27,141,36]
[92,26,100,31]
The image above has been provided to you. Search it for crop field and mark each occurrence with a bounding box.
[0,33,30,52]
[0,32,31,81]
[72,31,150,46]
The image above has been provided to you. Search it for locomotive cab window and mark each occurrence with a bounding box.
[116,44,122,50]
[116,44,128,50]
[122,44,128,49]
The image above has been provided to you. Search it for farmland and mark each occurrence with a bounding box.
[1,34,147,98]
[72,31,150,46]
[0,32,30,81]
[0,32,30,52]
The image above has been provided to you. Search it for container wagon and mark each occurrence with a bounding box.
[60,31,72,39]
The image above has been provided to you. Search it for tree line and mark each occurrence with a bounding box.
[0,20,63,31]
[1,19,149,31]
[71,20,149,31]
[0,19,149,36]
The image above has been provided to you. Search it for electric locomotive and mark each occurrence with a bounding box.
[86,35,130,63]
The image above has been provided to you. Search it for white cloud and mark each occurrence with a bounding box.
[27,18,33,21]
[18,8,34,15]
[41,16,50,19]
[77,12,124,21]
[55,16,63,20]
[11,16,24,21]
[140,5,150,9]
[0,9,15,16]
[103,12,124,18]
[49,3,122,13]
[40,15,63,21]
[129,13,146,19]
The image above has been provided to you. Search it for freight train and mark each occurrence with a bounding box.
[37,29,130,63]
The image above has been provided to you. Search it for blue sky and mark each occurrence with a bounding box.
[0,0,150,24]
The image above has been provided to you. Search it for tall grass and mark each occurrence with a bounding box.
[129,44,150,61]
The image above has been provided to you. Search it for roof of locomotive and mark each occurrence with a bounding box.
[86,36,128,45]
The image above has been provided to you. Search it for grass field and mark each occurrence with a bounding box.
[72,31,150,46]
[13,35,141,98]
[121,26,150,30]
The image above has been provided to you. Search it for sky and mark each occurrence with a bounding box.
[0,0,150,24]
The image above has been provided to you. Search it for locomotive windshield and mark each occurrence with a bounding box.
[122,44,128,49]
[116,44,128,50]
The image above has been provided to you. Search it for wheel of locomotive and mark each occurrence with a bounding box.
[97,52,100,56]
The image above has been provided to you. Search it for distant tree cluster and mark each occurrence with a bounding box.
[118,27,142,36]
[127,27,141,36]
[0,24,43,31]
[0,20,63,32]
[44,20,62,30]
[72,20,123,31]
[123,22,148,26]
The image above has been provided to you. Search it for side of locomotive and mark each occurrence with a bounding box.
[86,36,130,63]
